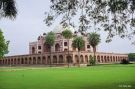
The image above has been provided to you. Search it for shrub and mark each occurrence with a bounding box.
[120,59,129,64]
[89,56,96,66]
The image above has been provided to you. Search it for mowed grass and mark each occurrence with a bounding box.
[0,64,135,89]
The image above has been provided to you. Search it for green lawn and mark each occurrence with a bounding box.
[0,64,135,89]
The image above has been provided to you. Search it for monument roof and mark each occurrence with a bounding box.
[53,25,75,33]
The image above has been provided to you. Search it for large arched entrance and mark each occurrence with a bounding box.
[80,55,83,63]
[47,56,51,64]
[107,56,109,62]
[44,43,51,52]
[75,55,79,63]
[97,55,100,63]
[17,58,20,64]
[37,57,41,64]
[42,56,46,64]
[101,56,103,63]
[32,47,35,54]
[33,57,36,64]
[25,58,27,64]
[29,57,32,64]
[85,55,88,63]
[66,56,72,63]
[59,55,64,63]
[53,55,57,64]
[104,56,107,63]
[113,56,115,62]
[110,56,112,62]
[55,43,60,52]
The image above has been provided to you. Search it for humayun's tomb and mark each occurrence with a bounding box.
[0,26,128,66]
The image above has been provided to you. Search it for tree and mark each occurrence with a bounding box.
[45,0,135,43]
[0,29,9,58]
[89,56,96,66]
[0,0,17,19]
[72,36,85,67]
[62,28,72,67]
[45,31,55,67]
[0,0,17,59]
[88,32,101,65]
[128,53,135,61]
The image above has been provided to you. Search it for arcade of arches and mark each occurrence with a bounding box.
[0,52,128,66]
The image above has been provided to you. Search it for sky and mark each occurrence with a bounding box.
[0,0,134,56]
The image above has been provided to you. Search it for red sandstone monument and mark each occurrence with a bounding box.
[0,26,128,66]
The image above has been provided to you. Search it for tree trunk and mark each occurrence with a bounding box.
[50,46,52,67]
[78,50,80,67]
[68,39,70,68]
[93,47,96,65]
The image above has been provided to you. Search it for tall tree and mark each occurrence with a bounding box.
[72,36,85,67]
[45,31,55,67]
[62,28,72,67]
[0,0,17,19]
[128,53,135,61]
[0,29,9,58]
[0,0,17,59]
[87,32,101,64]
[45,0,135,43]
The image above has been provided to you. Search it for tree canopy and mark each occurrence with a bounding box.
[45,31,55,47]
[0,0,17,19]
[88,32,101,49]
[62,29,73,39]
[72,36,85,51]
[88,32,101,64]
[128,53,135,61]
[0,0,17,58]
[0,29,9,58]
[45,0,135,43]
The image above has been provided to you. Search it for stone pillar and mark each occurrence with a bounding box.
[2,59,5,64]
[64,54,66,64]
[0,60,1,65]
[36,57,37,64]
[57,55,59,64]
[31,58,33,64]
[28,58,30,64]
[18,58,20,64]
[72,54,75,64]
[2,60,4,65]
[26,58,28,64]
[24,58,26,64]
[8,59,10,65]
[12,58,14,65]
[27,57,30,65]
[40,56,42,64]
[45,56,47,65]
[14,58,16,65]
[15,58,17,65]
[5,59,6,64]
[9,59,11,65]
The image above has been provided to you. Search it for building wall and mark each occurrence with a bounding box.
[29,33,92,54]
[0,52,128,66]
[0,32,128,66]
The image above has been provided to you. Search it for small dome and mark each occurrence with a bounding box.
[43,33,46,35]
[53,25,75,33]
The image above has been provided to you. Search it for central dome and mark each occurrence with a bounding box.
[53,25,75,33]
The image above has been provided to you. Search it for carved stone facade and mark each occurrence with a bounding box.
[0,26,128,66]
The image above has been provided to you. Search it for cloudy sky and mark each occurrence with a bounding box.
[0,0,134,56]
